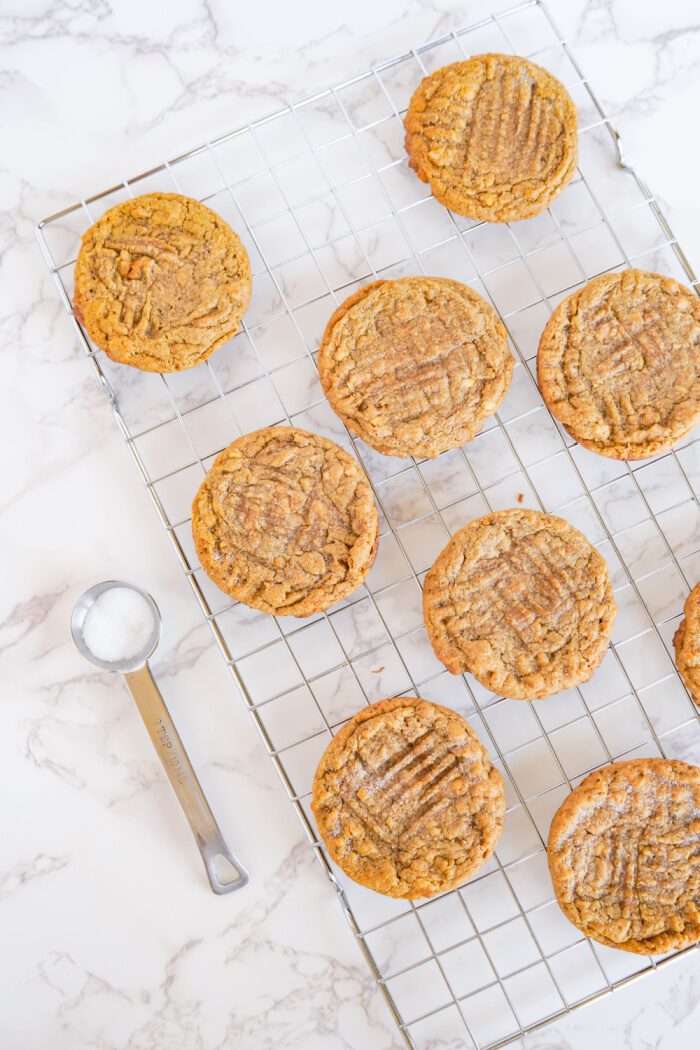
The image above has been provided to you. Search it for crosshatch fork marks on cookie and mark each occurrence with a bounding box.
[538,270,700,460]
[312,698,506,899]
[345,748,461,846]
[423,511,616,699]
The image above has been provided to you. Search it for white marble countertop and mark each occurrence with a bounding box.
[3,0,700,1047]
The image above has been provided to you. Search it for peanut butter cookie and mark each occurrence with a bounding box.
[404,54,578,222]
[317,277,513,458]
[674,582,700,707]
[423,509,615,700]
[74,193,251,372]
[548,759,700,954]
[538,270,700,460]
[192,427,379,616]
[312,697,505,898]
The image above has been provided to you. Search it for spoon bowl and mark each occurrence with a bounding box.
[70,580,162,673]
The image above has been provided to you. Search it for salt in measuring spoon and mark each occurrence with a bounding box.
[71,580,249,895]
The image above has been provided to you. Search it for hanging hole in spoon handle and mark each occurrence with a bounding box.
[123,663,249,895]
[203,842,249,895]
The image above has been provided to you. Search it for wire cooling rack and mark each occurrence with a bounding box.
[37,2,700,1046]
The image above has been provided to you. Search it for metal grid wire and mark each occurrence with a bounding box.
[36,2,700,1046]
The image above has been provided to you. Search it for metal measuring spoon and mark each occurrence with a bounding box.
[71,580,248,895]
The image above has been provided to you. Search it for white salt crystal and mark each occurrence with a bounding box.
[82,587,155,664]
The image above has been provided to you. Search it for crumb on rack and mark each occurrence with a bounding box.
[517,492,524,503]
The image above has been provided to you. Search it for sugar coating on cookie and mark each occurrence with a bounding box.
[318,277,513,459]
[312,697,505,898]
[538,269,700,460]
[423,509,616,700]
[74,192,251,372]
[548,759,700,954]
[192,426,379,617]
[404,53,578,222]
[674,581,700,707]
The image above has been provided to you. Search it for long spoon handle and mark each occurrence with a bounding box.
[123,662,248,894]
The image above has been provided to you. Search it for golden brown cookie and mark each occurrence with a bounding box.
[311,697,505,898]
[674,582,700,706]
[74,192,251,372]
[317,277,513,459]
[538,270,700,460]
[192,426,379,616]
[548,759,700,954]
[423,509,615,700]
[404,54,578,222]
